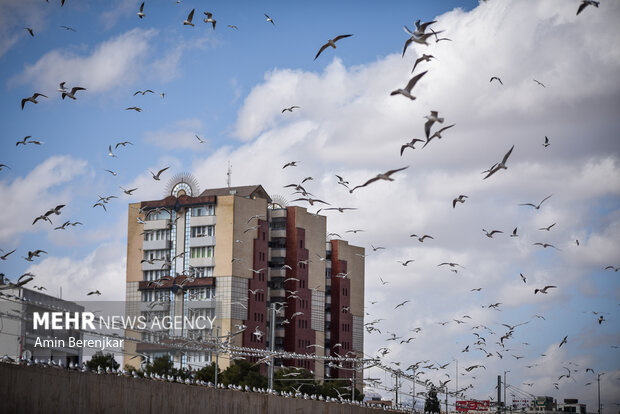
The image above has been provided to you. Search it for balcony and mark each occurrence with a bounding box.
[189,257,215,268]
[270,209,287,219]
[189,216,216,227]
[186,298,216,310]
[143,239,171,251]
[270,288,286,298]
[144,219,170,231]
[142,260,168,271]
[270,268,286,278]
[271,229,286,239]
[270,248,286,258]
[189,236,215,247]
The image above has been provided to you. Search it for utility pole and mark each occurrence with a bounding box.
[598,372,604,414]
[412,369,416,413]
[504,371,510,414]
[351,362,356,402]
[268,303,276,390]
[497,375,502,414]
[214,326,220,387]
[395,372,400,409]
[445,387,448,414]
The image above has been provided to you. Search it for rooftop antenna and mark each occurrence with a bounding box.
[226,161,232,188]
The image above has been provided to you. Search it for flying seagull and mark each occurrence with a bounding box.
[543,136,550,147]
[62,86,86,100]
[559,335,568,348]
[538,223,556,231]
[203,12,216,29]
[533,242,559,250]
[390,71,427,100]
[0,249,16,260]
[424,111,444,140]
[482,229,503,238]
[120,186,138,195]
[282,106,300,113]
[511,227,519,237]
[349,166,408,193]
[520,273,527,283]
[264,14,275,25]
[25,27,34,37]
[137,2,145,18]
[604,265,619,272]
[314,34,353,60]
[534,285,557,294]
[60,25,76,31]
[520,194,552,210]
[412,54,434,73]
[400,138,425,155]
[423,123,455,148]
[483,145,514,179]
[410,234,434,242]
[125,106,142,112]
[490,77,503,85]
[183,9,195,26]
[398,260,415,266]
[453,195,468,208]
[149,167,170,180]
[115,141,132,149]
[195,135,207,144]
[87,290,102,296]
[0,164,11,171]
[533,79,546,88]
[577,1,599,15]
[133,90,154,96]
[21,93,48,110]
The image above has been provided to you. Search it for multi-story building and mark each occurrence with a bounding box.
[0,280,84,365]
[125,178,364,385]
[123,179,364,387]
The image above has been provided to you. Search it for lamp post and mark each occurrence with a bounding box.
[597,372,604,414]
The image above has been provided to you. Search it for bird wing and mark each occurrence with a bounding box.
[385,166,409,177]
[519,203,536,208]
[539,194,553,206]
[333,34,353,42]
[502,145,515,164]
[576,2,588,15]
[314,43,330,60]
[402,37,413,57]
[70,87,85,94]
[187,9,195,22]
[403,25,415,36]
[438,124,456,134]
[405,70,427,92]
[157,166,170,176]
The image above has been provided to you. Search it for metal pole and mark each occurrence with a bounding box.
[504,371,507,413]
[497,376,502,414]
[352,363,356,401]
[445,387,448,414]
[597,373,602,414]
[413,369,416,413]
[395,373,399,408]
[214,326,220,387]
[268,303,275,390]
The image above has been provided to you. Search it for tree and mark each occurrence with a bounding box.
[86,351,119,371]
[424,385,441,414]
[145,355,174,377]
[220,359,267,388]
[195,362,219,383]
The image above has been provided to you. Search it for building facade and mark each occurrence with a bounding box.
[123,181,364,385]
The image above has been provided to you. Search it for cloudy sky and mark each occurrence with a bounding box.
[0,0,618,409]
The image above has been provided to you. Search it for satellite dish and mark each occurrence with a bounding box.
[22,349,32,360]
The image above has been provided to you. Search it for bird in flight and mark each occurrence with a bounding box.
[533,242,559,250]
[24,250,47,262]
[149,167,170,180]
[1,249,16,260]
[25,27,34,37]
[520,194,552,210]
[264,14,275,26]
[395,300,410,309]
[559,335,568,348]
[228,25,238,30]
[424,111,444,140]
[400,138,425,155]
[520,273,527,283]
[483,145,514,179]
[543,136,550,147]
[538,223,556,231]
[16,136,43,147]
[120,186,138,195]
[103,169,117,176]
[349,166,409,193]
[511,227,519,237]
[282,106,300,113]
[482,229,503,238]
[410,234,434,242]
[453,194,468,208]
[390,71,427,100]
[21,93,48,110]
[534,285,557,294]
[424,124,456,148]
[115,141,132,149]
[60,25,76,31]
[133,90,154,96]
[314,34,353,60]
[87,290,102,296]
[577,0,599,15]
[490,76,503,85]
[203,12,216,29]
[283,161,298,169]
[533,79,546,88]
[411,54,434,73]
[604,265,619,272]
[0,164,10,171]
[125,106,142,112]
[62,86,86,100]
[137,2,145,18]
[195,135,207,144]
[397,260,414,266]
[183,9,195,26]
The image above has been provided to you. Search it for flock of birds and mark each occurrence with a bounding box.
[1,0,616,409]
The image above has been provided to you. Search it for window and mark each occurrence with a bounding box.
[191,225,214,238]
[146,209,171,221]
[190,246,213,259]
[191,205,215,216]
[187,287,214,300]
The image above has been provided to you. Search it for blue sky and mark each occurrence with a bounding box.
[1,0,619,409]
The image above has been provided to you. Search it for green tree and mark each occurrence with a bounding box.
[145,355,174,377]
[220,359,268,388]
[194,362,219,383]
[86,351,119,371]
[424,385,441,413]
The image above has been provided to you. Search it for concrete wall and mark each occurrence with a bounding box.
[0,363,389,414]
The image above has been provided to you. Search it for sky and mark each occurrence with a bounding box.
[0,0,619,409]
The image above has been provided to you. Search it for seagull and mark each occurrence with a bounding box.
[264,14,275,26]
[137,2,145,18]
[195,135,207,144]
[314,34,353,60]
[400,138,425,155]
[533,79,546,88]
[598,315,605,324]
[93,202,107,211]
[402,26,439,52]
[87,290,102,296]
[32,214,53,225]
[21,93,48,110]
[291,197,329,206]
[108,145,117,158]
[424,111,444,140]
[559,335,568,348]
[282,106,300,113]
[371,245,385,251]
[24,250,47,261]
[125,107,142,112]
[149,167,170,180]
[349,166,409,193]
[411,54,434,73]
[424,124,455,148]
[390,71,427,100]
[604,265,619,272]
[453,195,468,208]
[45,205,65,216]
[538,223,556,231]
[395,300,410,309]
[203,12,216,29]
[482,229,503,238]
[577,1,599,15]
[60,25,76,31]
[520,273,527,283]
[133,90,154,96]
[397,260,414,266]
[228,25,238,30]
[115,141,132,149]
[410,234,434,242]
[379,277,389,285]
[533,242,559,249]
[520,195,552,210]
[322,207,356,213]
[0,164,11,171]
[534,285,557,294]
[0,249,16,260]
[543,136,550,147]
[511,227,519,237]
[438,262,464,269]
[103,169,117,176]
[490,77,503,85]
[120,186,138,195]
[25,27,34,37]
[282,161,298,169]
[483,145,514,179]
[183,9,195,26]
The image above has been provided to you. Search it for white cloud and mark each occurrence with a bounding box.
[0,0,49,58]
[0,155,88,244]
[10,28,158,94]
